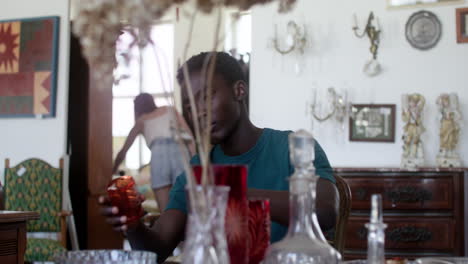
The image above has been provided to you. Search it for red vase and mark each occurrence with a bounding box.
[193,165,249,264]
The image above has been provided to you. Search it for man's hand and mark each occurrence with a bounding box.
[99,194,187,263]
[98,195,139,233]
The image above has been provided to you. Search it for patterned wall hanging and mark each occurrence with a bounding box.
[0,16,60,117]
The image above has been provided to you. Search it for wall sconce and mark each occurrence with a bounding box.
[352,12,382,77]
[308,87,349,131]
[272,21,307,55]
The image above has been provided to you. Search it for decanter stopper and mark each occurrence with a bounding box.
[370,193,383,224]
[366,194,387,264]
[289,129,315,174]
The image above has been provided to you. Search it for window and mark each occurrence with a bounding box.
[225,11,252,56]
[225,11,251,110]
[113,22,174,173]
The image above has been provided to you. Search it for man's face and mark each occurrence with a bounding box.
[181,71,242,145]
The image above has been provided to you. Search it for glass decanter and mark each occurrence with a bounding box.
[263,129,340,264]
[307,166,328,244]
[366,194,387,264]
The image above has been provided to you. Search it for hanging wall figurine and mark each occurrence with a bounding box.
[436,93,462,168]
[401,93,426,169]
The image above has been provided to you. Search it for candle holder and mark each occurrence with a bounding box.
[352,12,382,77]
[307,87,349,132]
[272,21,307,55]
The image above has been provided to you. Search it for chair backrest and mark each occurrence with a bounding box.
[333,174,352,255]
[0,180,4,210]
[4,158,63,233]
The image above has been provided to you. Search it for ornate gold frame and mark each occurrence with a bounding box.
[387,0,464,9]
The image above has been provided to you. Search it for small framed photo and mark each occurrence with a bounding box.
[349,104,396,142]
[456,8,468,43]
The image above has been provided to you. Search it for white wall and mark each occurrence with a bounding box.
[0,0,70,182]
[250,0,468,167]
[173,2,227,108]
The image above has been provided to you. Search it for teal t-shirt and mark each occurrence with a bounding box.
[166,128,335,243]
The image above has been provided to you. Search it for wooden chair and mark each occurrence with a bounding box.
[4,158,71,262]
[0,180,4,210]
[333,174,352,255]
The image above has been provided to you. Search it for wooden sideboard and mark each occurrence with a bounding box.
[0,211,39,264]
[334,168,466,260]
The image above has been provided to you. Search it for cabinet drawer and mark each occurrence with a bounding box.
[0,229,17,257]
[345,177,453,210]
[345,217,455,250]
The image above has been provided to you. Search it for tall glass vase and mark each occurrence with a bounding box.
[182,185,230,264]
[193,165,250,264]
[263,129,340,264]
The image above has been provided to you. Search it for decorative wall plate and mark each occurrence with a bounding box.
[405,10,442,50]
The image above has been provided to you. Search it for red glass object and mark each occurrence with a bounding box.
[192,165,249,264]
[107,175,144,223]
[248,199,271,264]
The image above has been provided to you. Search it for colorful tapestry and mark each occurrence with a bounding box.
[0,16,59,117]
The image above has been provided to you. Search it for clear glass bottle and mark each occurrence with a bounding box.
[263,130,341,264]
[366,194,387,264]
[182,185,230,264]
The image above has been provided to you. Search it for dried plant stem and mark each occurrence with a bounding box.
[73,0,297,216]
[74,0,296,88]
[138,43,144,91]
[144,33,196,203]
[179,10,210,208]
[200,4,223,186]
[182,11,205,159]
[195,54,214,185]
[149,41,175,106]
[144,16,200,208]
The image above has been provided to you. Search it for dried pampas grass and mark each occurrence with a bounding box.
[73,0,296,209]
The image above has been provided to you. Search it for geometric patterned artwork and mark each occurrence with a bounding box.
[0,16,59,117]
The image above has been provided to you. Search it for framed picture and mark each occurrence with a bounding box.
[349,104,396,142]
[387,0,463,9]
[456,8,468,43]
[0,16,60,118]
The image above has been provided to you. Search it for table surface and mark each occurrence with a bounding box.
[0,211,40,223]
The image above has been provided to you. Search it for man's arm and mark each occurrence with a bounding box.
[247,178,338,230]
[127,209,186,262]
[99,197,186,263]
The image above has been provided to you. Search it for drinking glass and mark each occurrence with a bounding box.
[107,175,144,223]
[248,199,270,264]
